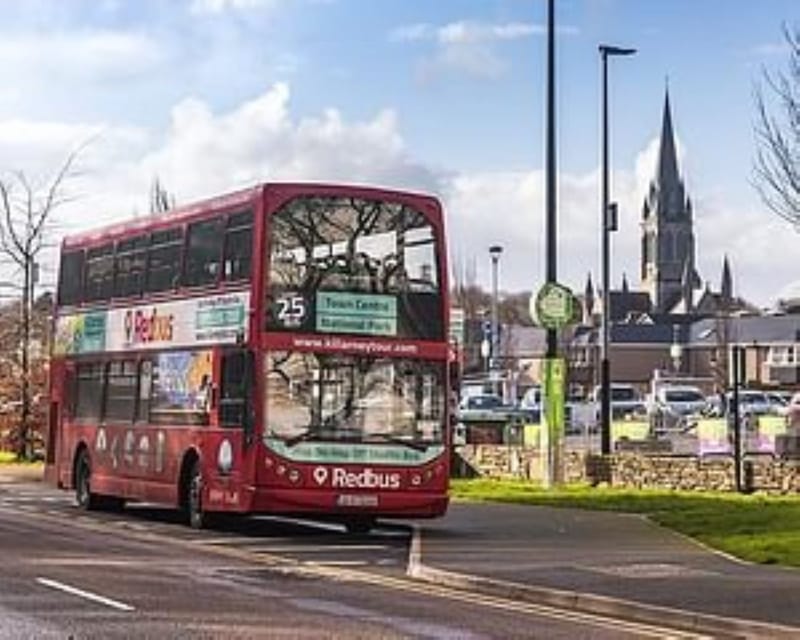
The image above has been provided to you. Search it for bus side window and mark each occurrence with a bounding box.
[219,349,253,431]
[223,210,253,282]
[184,217,224,287]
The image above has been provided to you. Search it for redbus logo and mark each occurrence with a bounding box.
[124,308,174,344]
[314,467,401,490]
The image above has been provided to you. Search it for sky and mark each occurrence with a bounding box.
[1,0,798,307]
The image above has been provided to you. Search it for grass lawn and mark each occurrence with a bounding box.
[450,478,800,568]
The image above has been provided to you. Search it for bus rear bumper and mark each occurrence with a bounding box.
[247,487,449,519]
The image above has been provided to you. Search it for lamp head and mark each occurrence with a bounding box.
[489,245,503,259]
[599,45,637,57]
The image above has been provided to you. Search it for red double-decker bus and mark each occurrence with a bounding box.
[46,183,452,532]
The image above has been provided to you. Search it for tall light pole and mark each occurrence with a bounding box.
[599,44,636,456]
[489,245,503,393]
[545,0,557,360]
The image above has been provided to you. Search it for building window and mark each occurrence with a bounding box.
[184,217,224,287]
[767,345,797,366]
[660,232,673,262]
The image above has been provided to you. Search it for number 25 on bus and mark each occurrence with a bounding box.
[45,183,455,533]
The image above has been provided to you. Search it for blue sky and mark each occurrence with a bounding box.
[0,0,798,305]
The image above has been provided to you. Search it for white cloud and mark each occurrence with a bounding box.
[0,83,438,247]
[2,82,790,307]
[391,19,577,80]
[0,30,163,81]
[750,42,791,57]
[189,0,277,14]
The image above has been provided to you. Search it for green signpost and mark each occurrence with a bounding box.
[531,282,574,487]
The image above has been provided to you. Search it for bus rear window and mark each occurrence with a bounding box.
[58,250,84,306]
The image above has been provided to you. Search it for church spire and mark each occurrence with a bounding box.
[657,89,680,189]
[721,255,733,302]
[584,272,595,321]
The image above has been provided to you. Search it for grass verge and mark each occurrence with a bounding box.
[450,478,800,567]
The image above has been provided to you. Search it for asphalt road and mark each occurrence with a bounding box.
[0,480,700,639]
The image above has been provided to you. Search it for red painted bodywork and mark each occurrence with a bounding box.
[47,183,451,521]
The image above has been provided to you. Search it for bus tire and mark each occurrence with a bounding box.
[74,448,100,511]
[186,460,208,529]
[344,517,375,535]
[101,496,126,512]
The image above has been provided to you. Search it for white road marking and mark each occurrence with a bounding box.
[304,560,369,567]
[247,544,388,553]
[406,525,422,576]
[36,577,135,612]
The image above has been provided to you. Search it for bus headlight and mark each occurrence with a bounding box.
[218,439,233,474]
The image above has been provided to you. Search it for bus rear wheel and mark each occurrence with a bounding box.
[344,517,375,535]
[186,460,208,529]
[75,449,99,511]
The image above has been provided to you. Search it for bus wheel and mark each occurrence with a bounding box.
[344,517,375,535]
[75,450,98,511]
[187,461,207,529]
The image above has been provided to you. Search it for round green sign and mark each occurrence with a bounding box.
[531,282,574,329]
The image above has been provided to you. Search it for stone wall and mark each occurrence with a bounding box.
[454,445,800,494]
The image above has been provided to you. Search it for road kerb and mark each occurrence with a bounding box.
[409,563,800,640]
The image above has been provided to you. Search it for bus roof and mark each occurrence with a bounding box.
[62,182,442,251]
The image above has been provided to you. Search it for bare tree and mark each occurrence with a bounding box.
[150,176,175,214]
[753,24,800,226]
[0,152,78,460]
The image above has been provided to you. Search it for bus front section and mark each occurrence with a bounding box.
[258,189,450,524]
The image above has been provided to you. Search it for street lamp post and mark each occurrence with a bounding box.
[489,245,503,395]
[599,44,636,456]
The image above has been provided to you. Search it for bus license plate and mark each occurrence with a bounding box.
[337,494,378,507]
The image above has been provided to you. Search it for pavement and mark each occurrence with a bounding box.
[0,463,43,485]
[413,501,800,638]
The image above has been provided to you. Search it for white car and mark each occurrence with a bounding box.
[653,386,708,417]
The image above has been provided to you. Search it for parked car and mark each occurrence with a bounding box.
[785,392,800,434]
[735,390,773,416]
[592,384,647,419]
[707,390,777,417]
[519,386,542,411]
[459,394,505,412]
[652,385,708,417]
[767,391,793,415]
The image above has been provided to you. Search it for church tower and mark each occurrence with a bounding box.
[640,90,699,313]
